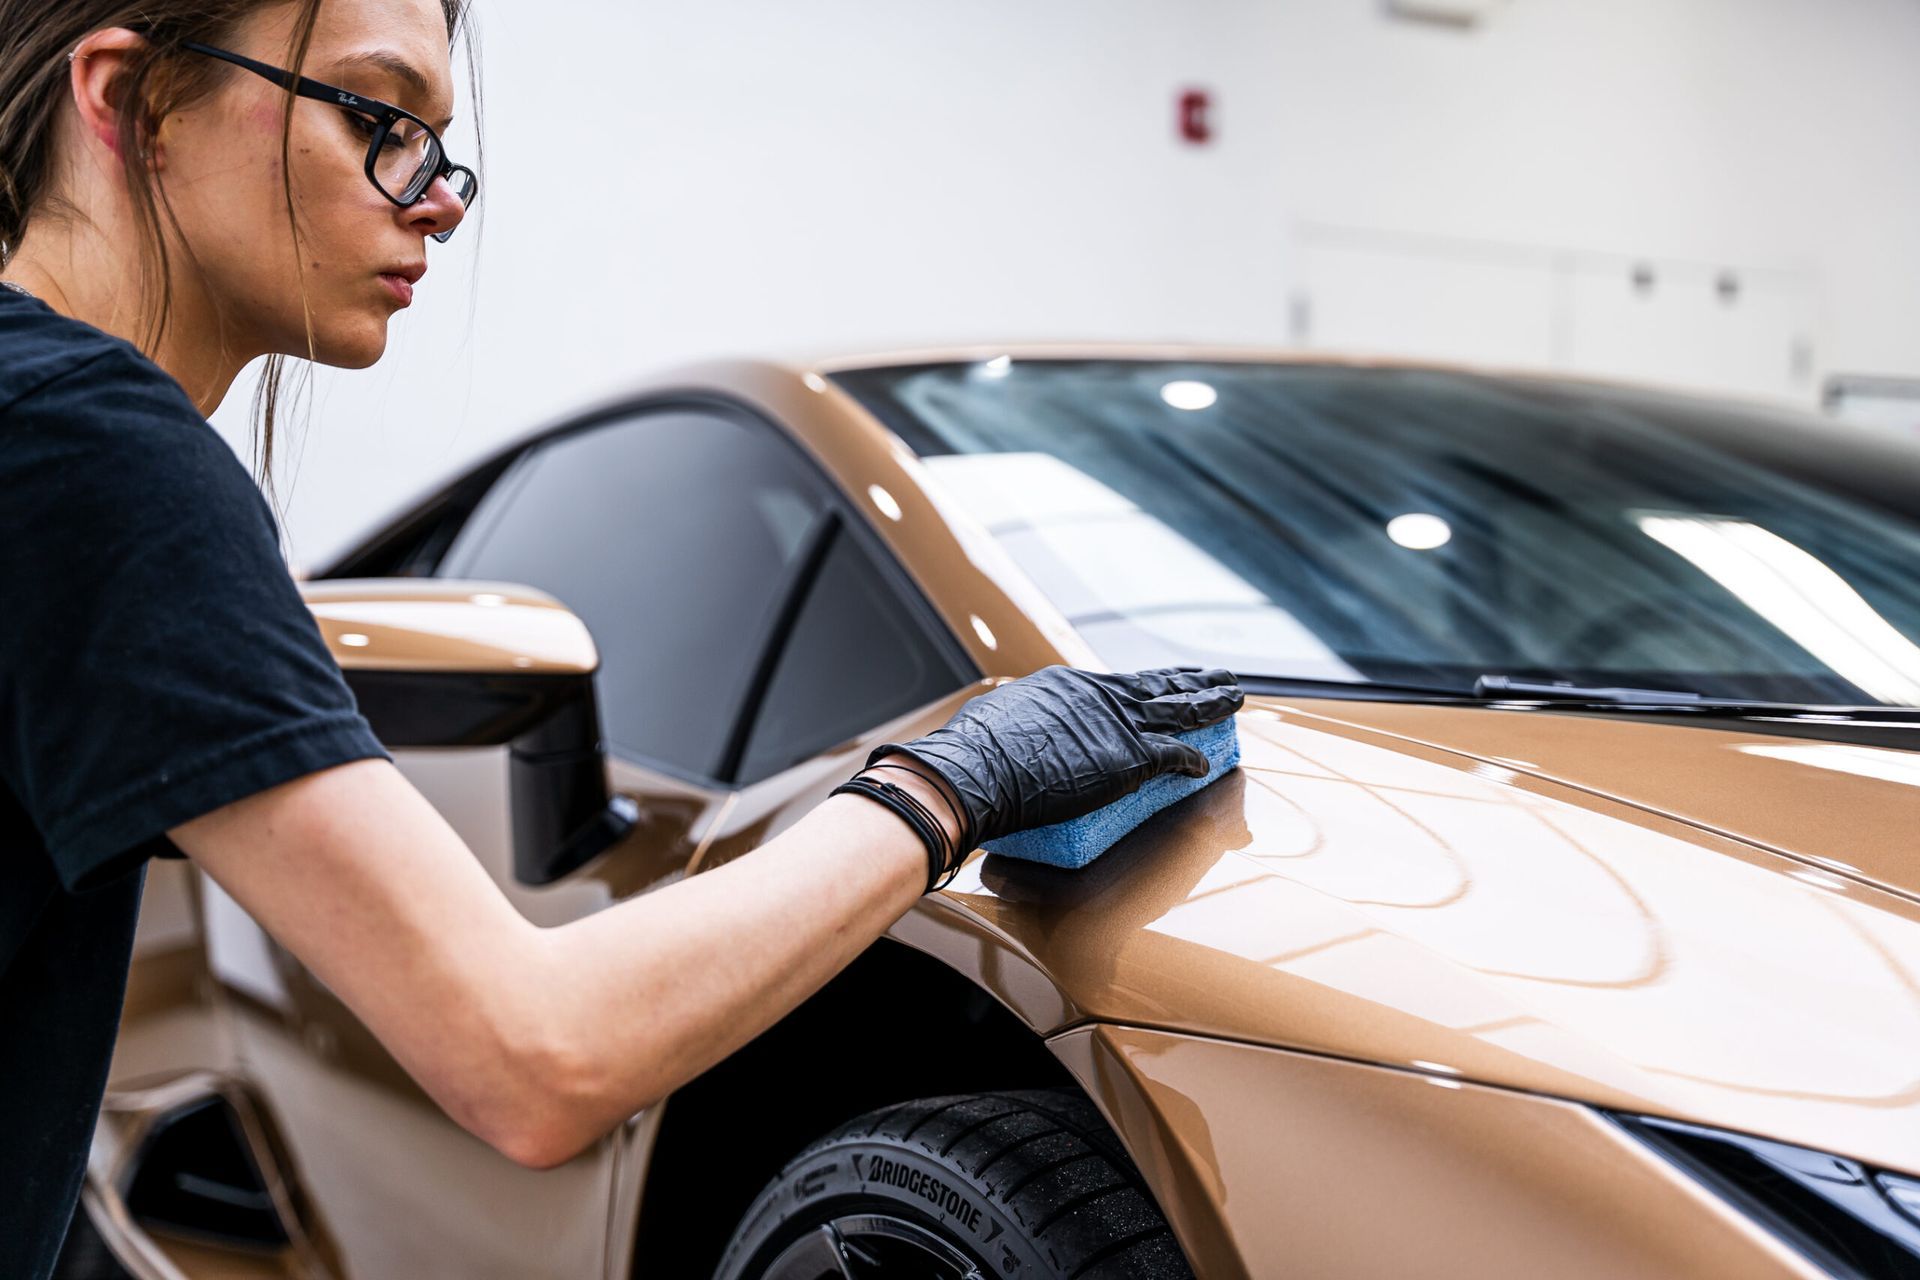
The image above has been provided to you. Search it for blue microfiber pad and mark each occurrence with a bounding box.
[981,718,1241,870]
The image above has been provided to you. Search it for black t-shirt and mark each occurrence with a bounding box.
[0,288,391,1277]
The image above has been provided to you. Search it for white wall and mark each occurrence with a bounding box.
[215,0,1920,569]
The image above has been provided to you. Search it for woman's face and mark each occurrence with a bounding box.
[155,0,468,368]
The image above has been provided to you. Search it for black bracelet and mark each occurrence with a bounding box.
[871,776,960,892]
[862,759,975,853]
[830,776,963,894]
[861,765,976,891]
[831,778,942,892]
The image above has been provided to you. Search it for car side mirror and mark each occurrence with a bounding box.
[301,579,638,885]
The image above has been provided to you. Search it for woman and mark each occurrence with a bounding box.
[0,1,1242,1273]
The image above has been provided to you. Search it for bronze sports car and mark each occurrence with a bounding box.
[69,349,1920,1279]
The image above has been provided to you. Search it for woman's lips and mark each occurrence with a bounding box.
[378,273,415,306]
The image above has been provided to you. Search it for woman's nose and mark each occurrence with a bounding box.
[407,174,470,240]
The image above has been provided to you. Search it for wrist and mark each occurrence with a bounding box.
[829,746,976,894]
[820,792,938,901]
[856,757,965,854]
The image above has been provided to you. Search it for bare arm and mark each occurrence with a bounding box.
[169,756,953,1169]
[169,665,1240,1168]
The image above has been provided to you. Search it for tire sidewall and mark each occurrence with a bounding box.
[719,1136,1058,1279]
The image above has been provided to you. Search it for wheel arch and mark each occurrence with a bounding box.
[624,936,1085,1275]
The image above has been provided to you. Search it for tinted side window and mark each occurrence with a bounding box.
[442,409,831,779]
[737,524,968,784]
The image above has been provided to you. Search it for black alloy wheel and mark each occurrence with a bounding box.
[758,1213,987,1278]
[716,1088,1194,1280]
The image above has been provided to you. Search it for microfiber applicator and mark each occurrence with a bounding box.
[981,717,1241,870]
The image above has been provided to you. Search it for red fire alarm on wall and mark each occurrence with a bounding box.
[1178,88,1214,146]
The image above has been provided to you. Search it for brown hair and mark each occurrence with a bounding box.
[0,0,479,509]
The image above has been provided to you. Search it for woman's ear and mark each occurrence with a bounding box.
[66,28,155,163]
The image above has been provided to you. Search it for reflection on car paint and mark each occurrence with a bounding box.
[955,702,1920,1175]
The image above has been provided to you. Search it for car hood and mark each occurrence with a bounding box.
[937,696,1920,1174]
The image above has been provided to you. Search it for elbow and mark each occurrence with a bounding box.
[463,1077,595,1171]
[485,1114,592,1172]
[456,1022,659,1172]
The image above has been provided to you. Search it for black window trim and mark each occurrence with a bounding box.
[317,452,520,580]
[726,506,984,789]
[377,391,979,789]
[714,508,843,785]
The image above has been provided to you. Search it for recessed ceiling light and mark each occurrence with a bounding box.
[1387,513,1452,550]
[1161,380,1218,411]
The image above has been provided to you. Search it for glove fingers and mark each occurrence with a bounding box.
[1080,667,1194,700]
[1144,666,1239,699]
[1144,732,1210,778]
[1085,666,1242,704]
[1131,683,1245,733]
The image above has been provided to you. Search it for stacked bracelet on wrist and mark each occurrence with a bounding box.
[830,761,973,894]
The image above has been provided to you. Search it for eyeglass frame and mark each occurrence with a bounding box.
[177,40,478,243]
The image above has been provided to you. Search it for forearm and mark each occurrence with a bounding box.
[177,757,953,1171]
[510,791,929,1165]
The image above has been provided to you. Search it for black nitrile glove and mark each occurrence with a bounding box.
[864,665,1245,854]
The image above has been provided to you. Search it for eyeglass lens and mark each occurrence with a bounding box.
[373,117,445,204]
[444,168,478,207]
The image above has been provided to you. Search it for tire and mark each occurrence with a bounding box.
[715,1088,1194,1280]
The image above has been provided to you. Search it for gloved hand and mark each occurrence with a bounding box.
[863,665,1244,855]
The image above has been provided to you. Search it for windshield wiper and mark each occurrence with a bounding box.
[1234,673,1475,701]
[1234,671,1831,714]
[1471,675,1705,705]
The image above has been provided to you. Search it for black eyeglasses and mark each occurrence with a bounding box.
[179,41,478,244]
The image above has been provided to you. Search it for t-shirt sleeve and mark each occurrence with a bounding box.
[0,346,392,892]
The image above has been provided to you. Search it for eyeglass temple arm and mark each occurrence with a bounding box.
[179,41,390,119]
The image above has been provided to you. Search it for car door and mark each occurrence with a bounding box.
[202,400,971,1278]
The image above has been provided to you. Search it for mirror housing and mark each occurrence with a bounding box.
[302,579,637,885]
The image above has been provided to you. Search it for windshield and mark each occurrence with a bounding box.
[834,359,1920,707]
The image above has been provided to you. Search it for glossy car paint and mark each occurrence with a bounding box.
[301,579,599,675]
[921,698,1920,1174]
[1049,1024,1824,1280]
[89,348,1920,1278]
